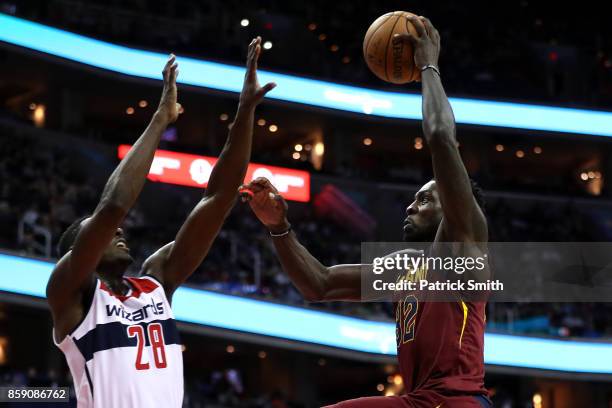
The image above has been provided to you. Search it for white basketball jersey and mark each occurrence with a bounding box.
[54,275,184,408]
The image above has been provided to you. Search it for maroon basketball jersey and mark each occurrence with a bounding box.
[395,294,488,397]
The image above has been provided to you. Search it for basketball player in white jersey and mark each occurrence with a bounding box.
[46,37,275,407]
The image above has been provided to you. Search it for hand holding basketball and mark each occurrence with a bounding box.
[363,12,439,84]
[393,16,440,73]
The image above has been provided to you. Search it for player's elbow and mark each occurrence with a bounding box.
[301,269,331,302]
[96,199,130,219]
[424,126,456,150]
[302,288,326,302]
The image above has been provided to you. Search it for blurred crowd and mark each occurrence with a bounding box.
[2,0,611,108]
[2,124,612,339]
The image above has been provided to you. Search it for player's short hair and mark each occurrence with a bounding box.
[469,178,486,215]
[57,215,90,257]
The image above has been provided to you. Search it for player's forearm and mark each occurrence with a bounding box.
[204,105,254,204]
[97,112,168,213]
[271,230,330,302]
[421,69,456,148]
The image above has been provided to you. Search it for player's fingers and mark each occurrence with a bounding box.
[425,17,440,44]
[254,38,262,61]
[240,185,260,197]
[246,38,257,68]
[243,182,269,196]
[434,27,441,44]
[248,37,257,53]
[249,45,261,76]
[407,15,426,37]
[249,188,270,207]
[238,188,254,203]
[272,192,287,210]
[176,102,182,114]
[247,37,261,70]
[169,63,179,82]
[419,16,435,37]
[163,54,176,80]
[164,54,176,70]
[250,177,271,188]
[260,178,280,194]
[393,33,417,46]
[254,44,261,67]
[252,177,273,188]
[256,82,277,98]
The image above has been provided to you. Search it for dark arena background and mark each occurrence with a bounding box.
[1,1,612,407]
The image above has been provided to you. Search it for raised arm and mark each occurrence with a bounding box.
[242,178,363,301]
[395,17,486,242]
[144,38,276,297]
[47,56,180,317]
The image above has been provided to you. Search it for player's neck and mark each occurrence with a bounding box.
[97,263,130,295]
[98,274,130,295]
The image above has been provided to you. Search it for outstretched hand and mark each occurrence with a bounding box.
[393,16,440,71]
[157,54,182,124]
[239,177,289,233]
[239,37,277,110]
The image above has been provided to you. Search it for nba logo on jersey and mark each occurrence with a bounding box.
[54,276,183,407]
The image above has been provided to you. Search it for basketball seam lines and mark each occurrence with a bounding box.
[364,13,394,62]
[384,14,402,82]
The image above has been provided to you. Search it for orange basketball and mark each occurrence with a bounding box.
[363,11,421,84]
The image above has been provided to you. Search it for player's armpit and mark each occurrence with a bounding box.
[429,141,487,242]
[147,195,232,298]
[141,241,174,290]
[46,205,125,311]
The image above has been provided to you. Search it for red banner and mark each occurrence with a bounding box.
[118,145,310,202]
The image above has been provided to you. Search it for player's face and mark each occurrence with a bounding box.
[76,217,133,268]
[403,180,443,242]
[101,227,133,266]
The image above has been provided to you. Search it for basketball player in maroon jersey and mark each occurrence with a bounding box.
[241,17,492,408]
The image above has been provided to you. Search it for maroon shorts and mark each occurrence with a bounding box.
[323,394,491,408]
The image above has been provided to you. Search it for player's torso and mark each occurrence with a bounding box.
[394,266,487,396]
[54,276,183,408]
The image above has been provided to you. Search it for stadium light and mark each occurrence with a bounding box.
[2,13,612,137]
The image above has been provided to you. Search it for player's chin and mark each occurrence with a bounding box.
[402,227,416,242]
[403,223,427,242]
[112,250,134,265]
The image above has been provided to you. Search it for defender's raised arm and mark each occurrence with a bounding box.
[143,38,276,297]
[47,56,181,338]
